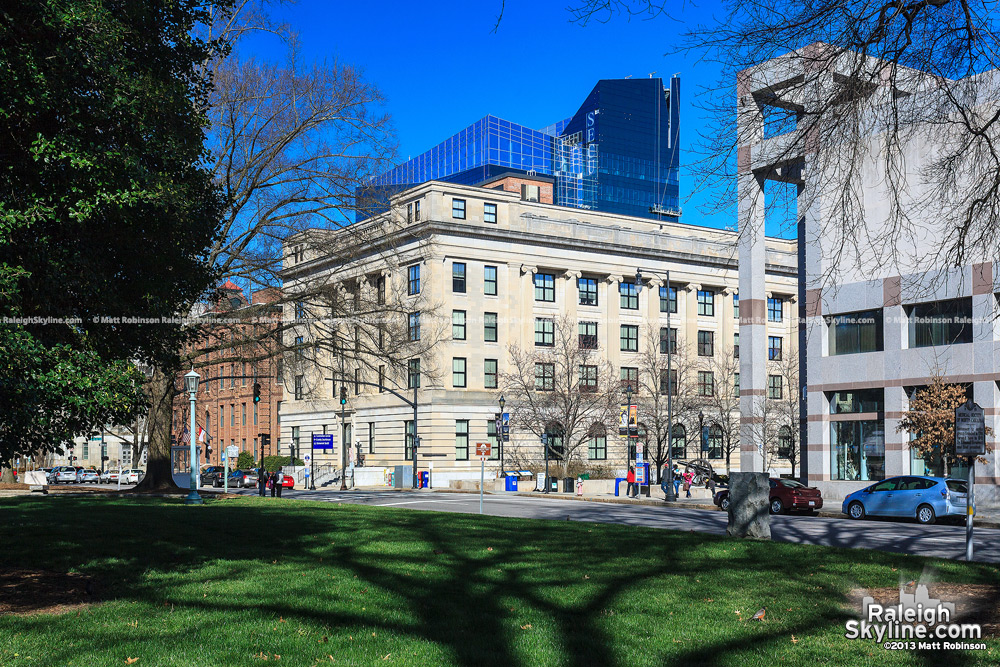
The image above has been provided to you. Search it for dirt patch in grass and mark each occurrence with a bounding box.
[0,569,100,616]
[0,483,30,491]
[848,583,1000,637]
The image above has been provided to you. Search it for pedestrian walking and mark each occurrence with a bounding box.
[683,470,693,498]
[706,475,717,496]
[660,466,671,499]
[672,464,682,498]
[274,467,284,498]
[626,466,637,498]
[269,470,276,497]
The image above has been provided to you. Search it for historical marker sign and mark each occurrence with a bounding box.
[955,400,986,456]
[475,442,492,458]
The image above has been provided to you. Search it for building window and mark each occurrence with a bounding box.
[452,310,466,340]
[697,289,715,317]
[767,375,783,399]
[829,388,884,414]
[487,419,500,460]
[733,292,739,319]
[453,358,467,388]
[671,424,687,459]
[535,318,554,347]
[294,301,305,319]
[253,401,258,425]
[768,336,782,361]
[521,184,540,202]
[242,363,247,386]
[619,281,639,310]
[620,325,638,352]
[579,321,598,349]
[777,426,794,459]
[578,277,598,306]
[484,202,497,223]
[452,262,466,293]
[535,363,555,391]
[734,373,740,398]
[660,369,678,395]
[587,425,607,460]
[697,330,714,356]
[294,335,304,362]
[405,420,415,461]
[767,297,784,322]
[659,327,677,355]
[242,403,246,426]
[734,333,740,358]
[484,265,497,296]
[831,421,885,481]
[485,359,498,389]
[414,200,421,221]
[408,312,421,341]
[377,276,386,305]
[534,273,555,302]
[620,367,638,392]
[455,420,469,460]
[378,365,385,392]
[579,364,598,392]
[368,422,375,454]
[407,264,420,295]
[407,359,420,389]
[294,375,303,400]
[907,298,972,348]
[354,368,360,394]
[827,309,884,355]
[484,312,498,342]
[698,371,715,396]
[659,286,678,313]
[407,203,413,223]
[452,198,466,219]
[230,363,236,388]
[707,425,723,459]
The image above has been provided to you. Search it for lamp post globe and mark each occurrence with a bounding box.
[184,369,203,505]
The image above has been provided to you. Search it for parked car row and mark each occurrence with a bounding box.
[197,467,275,489]
[711,475,969,525]
[44,466,144,485]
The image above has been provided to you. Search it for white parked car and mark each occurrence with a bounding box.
[122,469,145,484]
[100,469,121,484]
[51,466,79,484]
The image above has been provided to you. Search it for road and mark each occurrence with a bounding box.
[224,486,1000,564]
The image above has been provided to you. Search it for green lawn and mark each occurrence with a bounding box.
[0,496,996,666]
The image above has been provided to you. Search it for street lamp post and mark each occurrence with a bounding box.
[184,369,203,505]
[636,267,675,501]
[541,432,550,493]
[498,395,506,472]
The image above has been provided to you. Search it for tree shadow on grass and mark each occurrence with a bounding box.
[1,496,997,666]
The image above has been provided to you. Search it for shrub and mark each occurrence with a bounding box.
[262,455,304,472]
[235,451,256,470]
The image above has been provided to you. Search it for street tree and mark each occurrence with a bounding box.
[769,347,802,476]
[635,326,700,482]
[897,374,993,477]
[139,1,406,489]
[500,315,620,478]
[700,340,742,475]
[0,0,226,475]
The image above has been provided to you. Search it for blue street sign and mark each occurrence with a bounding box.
[312,433,334,450]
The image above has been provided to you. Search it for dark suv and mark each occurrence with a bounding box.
[200,466,226,487]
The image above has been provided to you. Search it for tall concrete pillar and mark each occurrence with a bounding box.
[739,171,767,473]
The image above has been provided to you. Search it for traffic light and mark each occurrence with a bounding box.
[253,382,261,404]
[340,386,347,405]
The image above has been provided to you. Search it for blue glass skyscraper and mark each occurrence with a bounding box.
[359,76,680,222]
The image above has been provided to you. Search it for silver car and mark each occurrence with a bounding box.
[79,469,100,483]
[51,466,78,484]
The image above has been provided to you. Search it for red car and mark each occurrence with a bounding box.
[713,477,823,514]
[266,473,295,490]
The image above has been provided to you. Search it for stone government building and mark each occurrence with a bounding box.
[280,177,798,484]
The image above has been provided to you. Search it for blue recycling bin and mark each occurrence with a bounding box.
[419,471,429,488]
[504,476,518,491]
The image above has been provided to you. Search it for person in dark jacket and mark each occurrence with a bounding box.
[273,467,284,498]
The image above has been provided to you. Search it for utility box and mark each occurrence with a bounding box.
[393,466,413,489]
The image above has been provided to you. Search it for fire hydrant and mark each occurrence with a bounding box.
[576,478,584,496]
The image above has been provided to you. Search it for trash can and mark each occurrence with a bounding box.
[505,476,518,492]
[563,477,574,493]
[419,471,429,488]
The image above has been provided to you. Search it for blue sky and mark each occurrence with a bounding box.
[242,1,753,231]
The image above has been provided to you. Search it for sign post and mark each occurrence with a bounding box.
[476,442,492,514]
[955,400,985,561]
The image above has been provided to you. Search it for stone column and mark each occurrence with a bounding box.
[738,171,767,473]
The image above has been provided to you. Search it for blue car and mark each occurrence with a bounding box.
[842,476,969,525]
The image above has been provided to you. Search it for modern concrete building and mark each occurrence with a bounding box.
[283,178,798,484]
[737,45,1000,507]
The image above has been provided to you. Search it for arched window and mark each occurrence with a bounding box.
[707,424,723,459]
[587,424,607,460]
[778,426,794,459]
[544,423,565,459]
[670,424,687,459]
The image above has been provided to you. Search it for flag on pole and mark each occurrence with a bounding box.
[180,426,190,445]
[197,425,208,443]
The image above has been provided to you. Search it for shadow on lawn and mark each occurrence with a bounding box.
[1,496,996,667]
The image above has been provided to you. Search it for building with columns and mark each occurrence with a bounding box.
[282,177,798,483]
[737,45,1000,507]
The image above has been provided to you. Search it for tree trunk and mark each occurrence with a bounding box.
[1,466,15,483]
[133,366,180,490]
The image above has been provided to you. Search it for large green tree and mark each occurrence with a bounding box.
[0,0,227,471]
